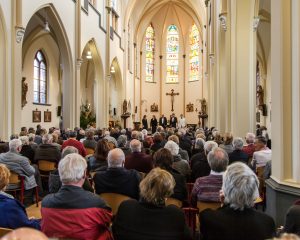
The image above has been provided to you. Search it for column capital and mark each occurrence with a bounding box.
[15,26,25,44]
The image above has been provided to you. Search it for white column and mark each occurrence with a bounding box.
[271,0,292,182]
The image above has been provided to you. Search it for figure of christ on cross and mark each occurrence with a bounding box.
[166,89,180,112]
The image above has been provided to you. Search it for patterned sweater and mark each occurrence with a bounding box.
[191,173,223,207]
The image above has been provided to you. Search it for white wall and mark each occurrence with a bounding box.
[22,34,61,129]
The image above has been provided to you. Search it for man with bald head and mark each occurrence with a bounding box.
[94,148,141,199]
[125,139,153,173]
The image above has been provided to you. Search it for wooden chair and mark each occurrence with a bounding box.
[5,171,39,206]
[186,182,194,206]
[38,160,56,173]
[165,198,182,208]
[0,227,12,237]
[85,148,95,155]
[256,166,266,210]
[197,201,220,213]
[182,207,199,239]
[99,193,131,215]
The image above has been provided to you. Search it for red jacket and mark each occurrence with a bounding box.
[41,185,113,240]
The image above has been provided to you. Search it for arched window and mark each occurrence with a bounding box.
[33,50,47,104]
[145,24,155,82]
[189,23,200,82]
[166,25,179,83]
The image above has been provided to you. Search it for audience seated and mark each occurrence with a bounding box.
[104,130,118,148]
[190,141,216,182]
[191,147,228,206]
[191,137,205,156]
[125,139,153,173]
[62,130,87,157]
[0,164,40,230]
[88,139,110,172]
[219,132,234,154]
[94,148,141,200]
[1,228,48,240]
[228,137,249,165]
[41,153,113,240]
[178,129,192,157]
[150,132,163,153]
[34,134,61,164]
[276,233,300,240]
[242,132,256,158]
[153,148,187,201]
[0,139,38,191]
[200,162,275,240]
[117,135,131,156]
[83,130,97,150]
[112,168,192,240]
[19,136,35,163]
[48,146,93,193]
[168,135,189,161]
[164,140,190,178]
[251,136,272,169]
[283,201,300,236]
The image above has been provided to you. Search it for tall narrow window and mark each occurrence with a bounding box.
[145,24,155,82]
[189,23,200,82]
[166,24,179,83]
[33,50,47,104]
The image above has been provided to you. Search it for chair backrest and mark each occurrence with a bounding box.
[166,198,182,208]
[38,160,56,172]
[197,201,220,212]
[9,171,21,184]
[256,166,265,178]
[85,148,95,155]
[99,193,131,215]
[0,227,12,237]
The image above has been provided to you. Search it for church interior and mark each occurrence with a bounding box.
[0,0,300,239]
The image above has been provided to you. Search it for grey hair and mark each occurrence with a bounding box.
[120,129,127,135]
[222,162,259,210]
[164,140,179,156]
[104,131,110,136]
[19,136,29,145]
[204,141,218,154]
[107,148,125,168]
[42,134,53,144]
[117,135,127,147]
[131,131,139,139]
[62,146,79,158]
[233,137,244,150]
[9,139,22,151]
[58,153,87,184]
[141,129,148,136]
[207,147,228,172]
[130,139,142,152]
[28,133,35,142]
[245,132,255,144]
[195,138,205,150]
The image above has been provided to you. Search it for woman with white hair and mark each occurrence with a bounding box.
[164,140,190,178]
[228,137,249,165]
[200,162,275,240]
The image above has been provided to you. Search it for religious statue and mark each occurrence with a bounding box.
[200,98,207,114]
[256,85,264,106]
[166,89,179,112]
[150,103,158,112]
[122,99,128,114]
[186,103,194,112]
[22,77,28,108]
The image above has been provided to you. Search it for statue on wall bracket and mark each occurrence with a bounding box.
[22,77,28,108]
[186,103,194,112]
[150,103,158,112]
[256,85,267,116]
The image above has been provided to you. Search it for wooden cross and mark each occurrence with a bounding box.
[166,89,180,112]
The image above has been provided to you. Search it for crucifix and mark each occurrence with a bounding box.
[166,89,180,112]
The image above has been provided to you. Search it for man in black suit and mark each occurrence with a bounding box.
[94,148,141,200]
[159,114,167,128]
[170,113,177,128]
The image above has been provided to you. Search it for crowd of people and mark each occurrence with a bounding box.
[0,123,298,240]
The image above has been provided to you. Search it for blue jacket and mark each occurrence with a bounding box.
[0,193,41,230]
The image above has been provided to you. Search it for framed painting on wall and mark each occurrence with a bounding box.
[33,110,41,123]
[44,110,52,122]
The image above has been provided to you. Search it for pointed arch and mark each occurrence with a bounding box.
[166,24,179,83]
[33,50,48,104]
[189,23,200,82]
[145,23,155,82]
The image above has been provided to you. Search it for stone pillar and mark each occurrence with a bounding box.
[11,0,24,133]
[228,0,256,137]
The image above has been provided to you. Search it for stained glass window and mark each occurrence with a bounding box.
[189,23,200,82]
[145,24,155,82]
[33,50,47,104]
[166,25,179,83]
